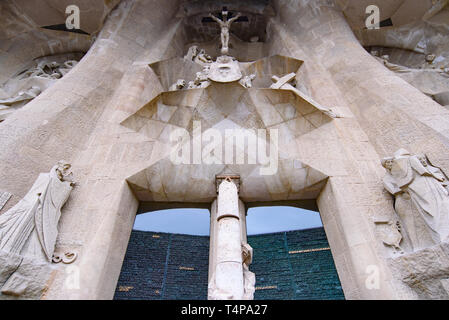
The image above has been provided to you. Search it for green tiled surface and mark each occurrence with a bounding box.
[114,228,344,300]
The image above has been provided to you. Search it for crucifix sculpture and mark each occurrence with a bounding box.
[209,10,241,55]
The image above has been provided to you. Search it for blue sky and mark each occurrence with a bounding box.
[133,206,323,235]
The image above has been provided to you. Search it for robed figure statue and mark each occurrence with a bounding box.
[382,149,449,251]
[0,161,74,262]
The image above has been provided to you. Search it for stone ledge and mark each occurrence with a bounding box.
[389,242,449,299]
[0,250,53,300]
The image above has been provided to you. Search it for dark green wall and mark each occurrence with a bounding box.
[114,228,344,300]
[250,228,344,299]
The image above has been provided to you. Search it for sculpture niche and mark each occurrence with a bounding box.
[381,149,449,252]
[0,58,78,121]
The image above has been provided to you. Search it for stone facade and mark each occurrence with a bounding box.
[1,0,449,299]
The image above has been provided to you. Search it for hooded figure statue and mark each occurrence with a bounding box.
[382,149,449,251]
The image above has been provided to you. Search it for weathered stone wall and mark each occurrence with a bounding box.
[0,0,121,84]
[1,0,184,300]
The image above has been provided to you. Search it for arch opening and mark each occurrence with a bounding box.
[245,203,345,300]
[114,204,211,300]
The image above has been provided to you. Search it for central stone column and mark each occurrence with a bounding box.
[208,176,254,300]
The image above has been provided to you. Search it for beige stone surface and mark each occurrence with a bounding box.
[0,192,12,211]
[0,0,449,300]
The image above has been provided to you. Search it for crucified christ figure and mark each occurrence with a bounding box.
[209,10,241,55]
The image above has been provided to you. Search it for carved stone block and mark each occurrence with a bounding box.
[0,191,12,211]
[0,251,22,289]
[389,242,449,299]
[0,250,53,299]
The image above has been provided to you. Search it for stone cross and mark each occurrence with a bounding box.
[270,73,339,118]
[269,73,296,89]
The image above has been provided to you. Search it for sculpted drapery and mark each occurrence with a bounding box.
[382,149,449,251]
[0,161,73,262]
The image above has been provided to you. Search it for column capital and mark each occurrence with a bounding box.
[215,174,240,193]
